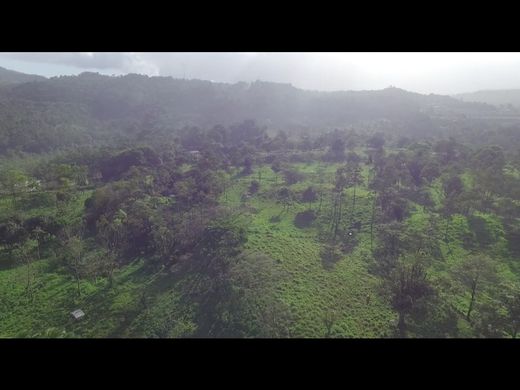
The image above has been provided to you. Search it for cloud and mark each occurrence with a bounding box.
[0,52,372,88]
[0,52,160,75]
[2,52,520,94]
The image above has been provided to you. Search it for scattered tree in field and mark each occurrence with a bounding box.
[63,234,86,297]
[0,217,27,251]
[249,180,260,194]
[301,186,318,209]
[441,174,464,247]
[228,252,293,337]
[346,163,363,222]
[328,135,346,162]
[277,187,293,213]
[282,168,304,185]
[320,242,343,269]
[387,258,436,337]
[29,226,49,261]
[330,166,349,240]
[181,217,247,337]
[372,222,409,276]
[270,161,281,184]
[96,211,127,287]
[0,169,30,208]
[453,255,497,321]
[242,157,253,175]
[13,239,38,294]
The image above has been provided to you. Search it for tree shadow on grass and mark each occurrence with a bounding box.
[320,243,342,270]
[294,210,316,229]
[269,215,282,223]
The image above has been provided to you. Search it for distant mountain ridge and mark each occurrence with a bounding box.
[0,66,46,86]
[453,89,520,108]
[6,71,498,126]
[0,68,510,154]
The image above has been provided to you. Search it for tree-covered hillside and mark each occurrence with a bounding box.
[0,71,512,154]
[0,68,519,338]
[0,66,46,86]
[454,89,520,110]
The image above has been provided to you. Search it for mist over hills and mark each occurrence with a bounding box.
[454,89,520,109]
[0,68,516,154]
[0,66,46,86]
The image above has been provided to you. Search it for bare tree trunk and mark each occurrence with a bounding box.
[467,280,478,321]
[108,269,114,288]
[11,190,17,209]
[35,238,41,261]
[370,193,377,252]
[330,192,337,231]
[26,260,31,292]
[398,312,406,338]
[325,321,334,337]
[351,185,357,223]
[334,193,343,241]
[76,274,81,297]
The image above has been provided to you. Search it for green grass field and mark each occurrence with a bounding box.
[0,161,517,338]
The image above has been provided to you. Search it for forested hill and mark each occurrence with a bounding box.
[454,89,520,109]
[0,66,46,86]
[8,72,497,124]
[0,70,513,154]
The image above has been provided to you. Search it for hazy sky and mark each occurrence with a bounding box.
[1,52,520,95]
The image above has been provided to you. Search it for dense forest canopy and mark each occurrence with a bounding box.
[0,67,519,338]
[1,71,515,154]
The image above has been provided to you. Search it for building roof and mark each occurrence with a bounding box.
[71,309,85,319]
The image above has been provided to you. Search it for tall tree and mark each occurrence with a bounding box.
[63,234,86,297]
[453,255,497,321]
[346,163,363,223]
[0,169,29,208]
[387,258,435,337]
[13,239,38,295]
[302,186,318,210]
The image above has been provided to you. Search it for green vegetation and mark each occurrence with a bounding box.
[1,71,519,338]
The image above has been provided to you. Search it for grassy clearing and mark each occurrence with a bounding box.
[221,163,395,337]
[1,159,517,338]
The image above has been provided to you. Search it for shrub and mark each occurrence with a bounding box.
[249,180,260,194]
[294,210,317,228]
[283,169,304,185]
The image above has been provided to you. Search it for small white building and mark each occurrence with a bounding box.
[71,309,85,320]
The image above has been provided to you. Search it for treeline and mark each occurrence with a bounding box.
[1,71,514,155]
